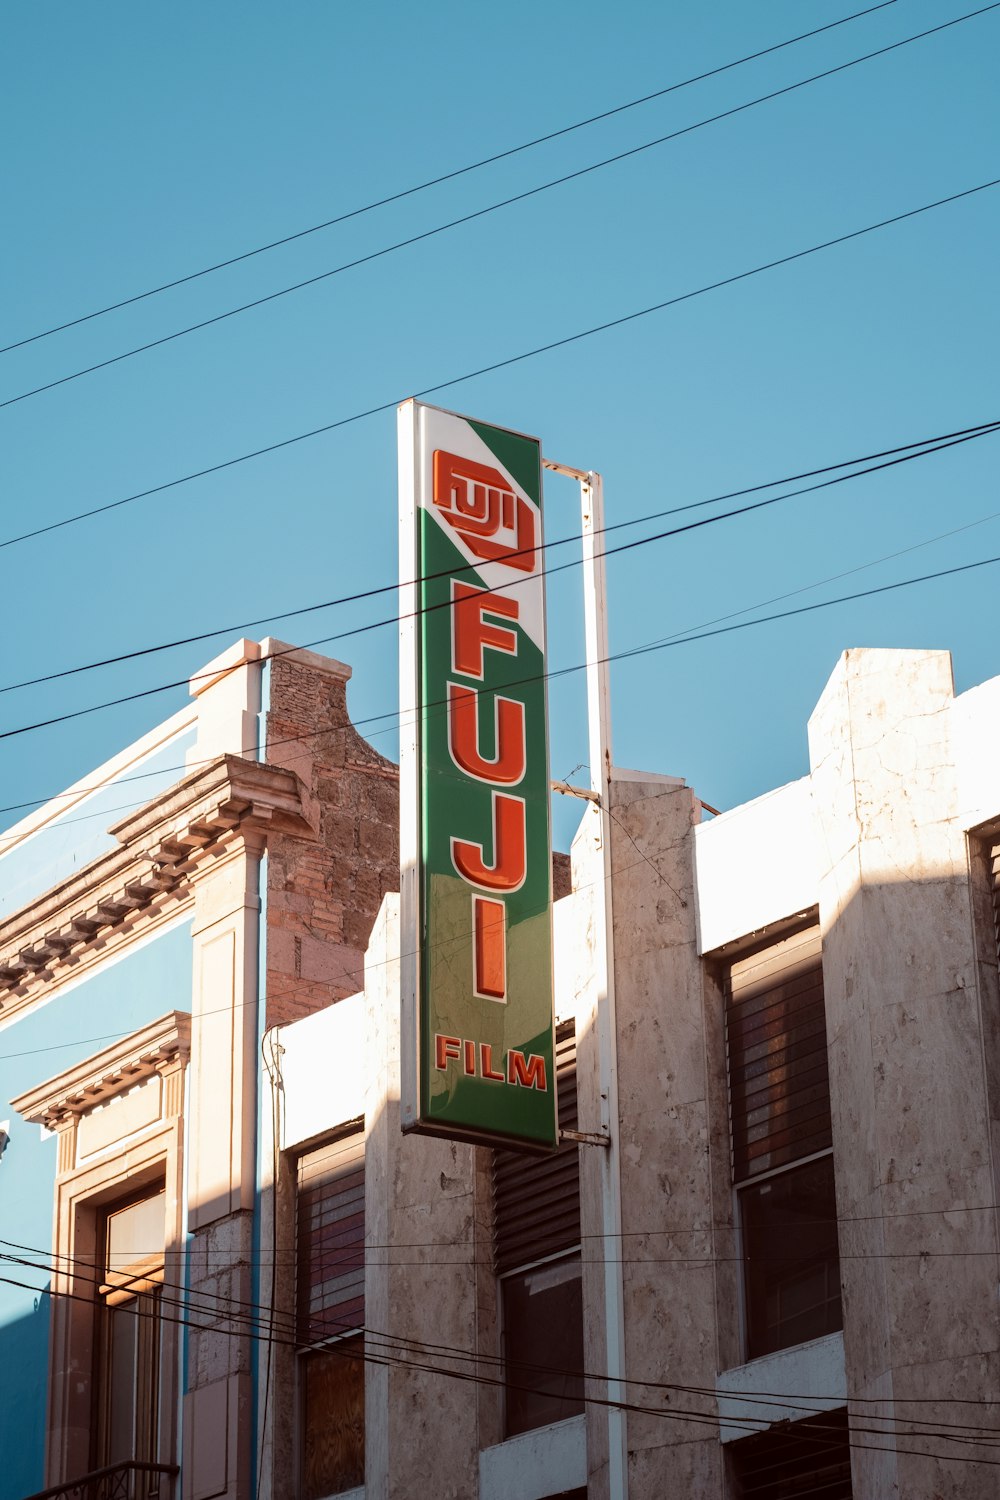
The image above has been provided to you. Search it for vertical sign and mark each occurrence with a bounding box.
[399,400,557,1150]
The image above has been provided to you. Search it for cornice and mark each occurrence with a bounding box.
[11,1010,192,1129]
[0,753,314,1008]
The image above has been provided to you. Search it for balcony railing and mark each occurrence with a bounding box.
[23,1461,179,1500]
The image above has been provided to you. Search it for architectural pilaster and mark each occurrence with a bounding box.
[363,895,480,1500]
[808,648,1000,1497]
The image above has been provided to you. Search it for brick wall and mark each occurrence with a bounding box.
[262,645,400,1027]
[261,642,574,1026]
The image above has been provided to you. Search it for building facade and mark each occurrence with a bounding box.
[2,641,999,1498]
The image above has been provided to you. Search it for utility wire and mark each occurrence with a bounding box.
[2,416,996,698]
[1,1261,998,1466]
[6,544,1000,1036]
[0,432,997,863]
[2,422,996,743]
[0,2,900,358]
[5,4,992,412]
[4,1241,999,1448]
[3,174,997,555]
[0,668,997,1065]
[4,1242,1000,1444]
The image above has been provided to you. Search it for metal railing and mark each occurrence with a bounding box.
[23,1461,178,1500]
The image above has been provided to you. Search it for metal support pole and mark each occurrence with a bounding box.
[580,471,629,1500]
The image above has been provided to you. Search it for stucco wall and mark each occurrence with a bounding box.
[0,920,194,1500]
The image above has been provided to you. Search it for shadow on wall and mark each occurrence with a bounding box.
[0,1291,50,1500]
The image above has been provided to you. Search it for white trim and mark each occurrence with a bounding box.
[733,1144,834,1193]
[479,1414,586,1500]
[716,1331,847,1443]
[397,400,421,1132]
[0,708,197,857]
[581,470,629,1499]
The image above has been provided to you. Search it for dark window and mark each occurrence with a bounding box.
[729,1407,853,1498]
[93,1187,167,1487]
[725,928,842,1360]
[493,1022,583,1436]
[296,1130,365,1498]
[741,1156,842,1356]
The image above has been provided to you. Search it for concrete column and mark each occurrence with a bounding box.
[363,894,481,1499]
[604,772,724,1496]
[808,648,1000,1497]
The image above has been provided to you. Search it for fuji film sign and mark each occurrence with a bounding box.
[398,401,557,1151]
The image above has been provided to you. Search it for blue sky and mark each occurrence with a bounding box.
[2,0,997,850]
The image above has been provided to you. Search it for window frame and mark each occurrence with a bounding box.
[294,1123,366,1500]
[9,1014,190,1493]
[492,1020,584,1438]
[91,1180,169,1478]
[721,924,843,1364]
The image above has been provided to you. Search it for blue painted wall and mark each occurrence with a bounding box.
[0,921,193,1500]
[0,726,196,920]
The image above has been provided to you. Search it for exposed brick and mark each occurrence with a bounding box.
[264,653,399,1026]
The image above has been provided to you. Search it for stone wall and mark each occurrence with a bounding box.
[262,642,400,1027]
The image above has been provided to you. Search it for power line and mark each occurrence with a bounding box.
[7,1180,1000,1274]
[0,583,993,1055]
[6,5,993,413]
[3,174,997,555]
[0,509,997,1044]
[0,455,992,839]
[0,2,900,359]
[4,1241,1000,1442]
[1,1257,998,1465]
[3,536,997,1022]
[2,422,997,743]
[3,416,996,698]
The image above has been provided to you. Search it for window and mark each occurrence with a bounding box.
[296,1128,365,1498]
[728,1407,852,1498]
[10,1013,188,1494]
[724,927,842,1359]
[493,1022,583,1437]
[93,1187,167,1487]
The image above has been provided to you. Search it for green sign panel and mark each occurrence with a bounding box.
[399,401,557,1151]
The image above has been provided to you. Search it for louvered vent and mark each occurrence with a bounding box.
[297,1128,365,1342]
[731,1408,852,1498]
[725,927,832,1182]
[493,1022,580,1276]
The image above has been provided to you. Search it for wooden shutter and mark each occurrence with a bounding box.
[297,1129,365,1343]
[725,927,832,1182]
[493,1022,580,1276]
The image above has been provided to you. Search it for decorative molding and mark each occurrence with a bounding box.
[11,1010,192,1131]
[0,754,313,1008]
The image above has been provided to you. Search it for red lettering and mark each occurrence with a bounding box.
[452,581,519,680]
[473,896,506,1000]
[448,683,525,785]
[432,451,537,572]
[480,1043,506,1082]
[451,793,526,893]
[507,1051,547,1090]
[434,1034,462,1070]
[463,1039,476,1075]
